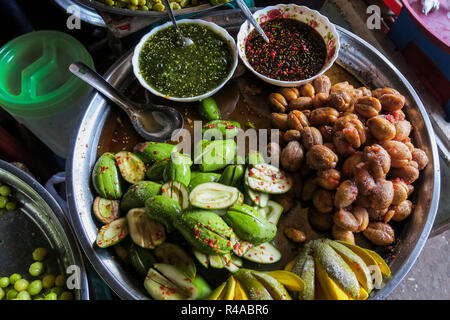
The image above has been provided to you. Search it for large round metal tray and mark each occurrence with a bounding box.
[0,160,89,300]
[66,10,440,300]
[74,0,225,17]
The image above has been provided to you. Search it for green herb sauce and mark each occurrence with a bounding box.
[139,23,232,98]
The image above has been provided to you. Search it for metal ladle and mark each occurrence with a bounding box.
[161,0,193,47]
[69,62,184,142]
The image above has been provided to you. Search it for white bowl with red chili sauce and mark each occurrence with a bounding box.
[237,4,340,87]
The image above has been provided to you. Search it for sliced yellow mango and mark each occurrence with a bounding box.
[312,240,360,299]
[329,240,373,293]
[337,241,382,278]
[366,250,391,277]
[252,271,291,300]
[207,281,227,300]
[284,257,297,272]
[357,287,368,300]
[234,280,248,300]
[315,257,350,300]
[223,276,236,300]
[266,270,305,292]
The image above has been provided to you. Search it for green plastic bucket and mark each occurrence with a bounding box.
[0,30,94,157]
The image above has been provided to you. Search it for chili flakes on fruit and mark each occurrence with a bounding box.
[245,18,327,81]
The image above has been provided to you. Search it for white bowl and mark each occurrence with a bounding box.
[237,4,340,87]
[132,19,238,102]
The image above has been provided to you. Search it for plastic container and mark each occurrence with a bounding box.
[0,30,94,158]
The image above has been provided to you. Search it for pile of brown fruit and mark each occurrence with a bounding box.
[268,75,429,246]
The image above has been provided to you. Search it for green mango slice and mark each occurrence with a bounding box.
[96,217,128,248]
[190,182,239,210]
[120,181,162,212]
[115,151,146,184]
[154,243,196,280]
[92,152,122,200]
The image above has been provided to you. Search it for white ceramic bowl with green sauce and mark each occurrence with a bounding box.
[133,19,238,102]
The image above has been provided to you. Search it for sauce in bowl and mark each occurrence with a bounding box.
[245,18,327,81]
[139,23,233,98]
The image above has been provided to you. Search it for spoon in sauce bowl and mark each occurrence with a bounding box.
[69,62,183,142]
[161,0,194,47]
[235,0,269,43]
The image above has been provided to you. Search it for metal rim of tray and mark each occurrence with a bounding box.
[0,160,89,300]
[73,0,225,18]
[66,12,440,300]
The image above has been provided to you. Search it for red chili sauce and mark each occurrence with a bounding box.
[245,18,327,81]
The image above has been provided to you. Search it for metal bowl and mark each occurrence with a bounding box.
[66,10,440,300]
[0,160,89,300]
[74,0,225,17]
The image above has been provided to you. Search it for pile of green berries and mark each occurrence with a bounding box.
[0,183,18,214]
[0,248,74,300]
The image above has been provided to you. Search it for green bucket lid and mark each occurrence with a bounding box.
[0,30,94,118]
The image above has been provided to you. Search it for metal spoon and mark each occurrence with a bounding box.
[161,0,193,47]
[235,0,269,43]
[69,62,184,142]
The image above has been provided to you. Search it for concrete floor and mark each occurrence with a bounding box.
[387,229,450,299]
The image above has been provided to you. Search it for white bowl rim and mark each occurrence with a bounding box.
[237,4,341,87]
[132,19,238,102]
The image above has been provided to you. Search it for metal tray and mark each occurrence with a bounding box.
[74,0,225,17]
[66,10,440,300]
[0,160,89,300]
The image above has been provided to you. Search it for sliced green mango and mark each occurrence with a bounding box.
[163,152,191,187]
[96,217,128,248]
[92,197,120,224]
[244,180,269,207]
[209,255,224,269]
[246,164,292,194]
[190,182,239,210]
[242,242,281,264]
[144,268,186,300]
[161,181,189,210]
[173,210,234,255]
[224,204,277,244]
[127,208,166,249]
[218,164,244,187]
[154,243,196,280]
[154,263,198,299]
[121,181,162,212]
[266,200,284,225]
[198,97,221,121]
[192,275,212,300]
[192,249,209,268]
[129,242,157,276]
[245,150,266,165]
[133,142,176,164]
[195,139,236,172]
[92,152,122,200]
[188,172,221,191]
[115,151,146,184]
[202,120,241,140]
[145,195,182,232]
[146,158,169,181]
